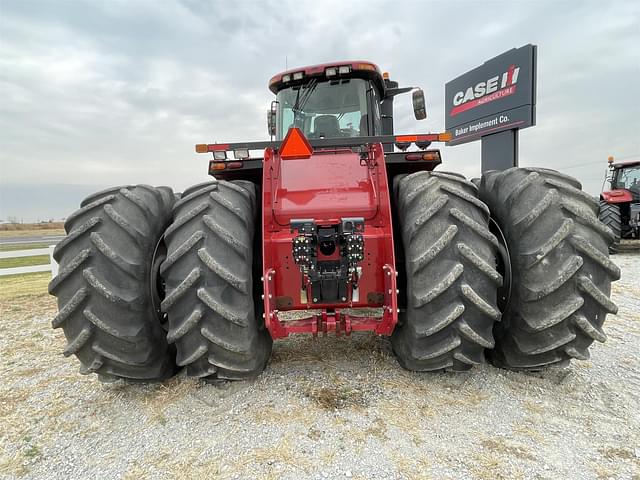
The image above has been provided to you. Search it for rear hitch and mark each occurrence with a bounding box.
[290,218,365,305]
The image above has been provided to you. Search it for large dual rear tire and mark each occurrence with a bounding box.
[598,200,621,254]
[392,171,502,371]
[160,180,272,380]
[49,185,176,381]
[479,168,620,369]
[392,167,620,373]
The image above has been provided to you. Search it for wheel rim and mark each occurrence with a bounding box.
[150,234,168,328]
[489,217,512,314]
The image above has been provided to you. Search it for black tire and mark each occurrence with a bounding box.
[391,171,502,371]
[479,167,621,369]
[48,185,176,381]
[598,200,621,254]
[160,179,272,380]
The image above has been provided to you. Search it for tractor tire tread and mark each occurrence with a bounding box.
[392,171,500,372]
[49,185,176,381]
[479,168,620,369]
[598,200,621,254]
[161,180,272,380]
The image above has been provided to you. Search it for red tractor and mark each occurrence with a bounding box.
[49,61,620,382]
[599,156,640,253]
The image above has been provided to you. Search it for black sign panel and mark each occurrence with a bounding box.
[445,45,536,145]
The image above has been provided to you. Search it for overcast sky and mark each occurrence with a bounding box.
[1,0,639,221]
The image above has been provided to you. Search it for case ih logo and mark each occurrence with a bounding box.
[450,64,520,117]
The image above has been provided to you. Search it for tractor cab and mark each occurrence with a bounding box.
[610,161,640,199]
[275,76,380,139]
[268,61,426,141]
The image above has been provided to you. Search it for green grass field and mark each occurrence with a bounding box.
[0,242,51,252]
[0,228,57,269]
[0,255,50,269]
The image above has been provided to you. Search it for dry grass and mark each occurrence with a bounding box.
[0,272,52,303]
[0,222,64,233]
[0,251,637,479]
[304,384,367,410]
[0,228,65,238]
[0,277,78,477]
[481,438,536,461]
[123,448,225,480]
[101,377,202,425]
[139,432,311,479]
[598,446,637,461]
[389,450,431,480]
[469,439,533,480]
[589,460,621,480]
[249,400,314,426]
[343,416,389,448]
[469,452,510,480]
[522,400,546,415]
[512,422,545,443]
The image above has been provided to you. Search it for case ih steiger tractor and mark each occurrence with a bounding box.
[598,156,640,253]
[49,61,620,382]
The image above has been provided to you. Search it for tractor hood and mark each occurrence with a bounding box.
[602,189,634,203]
[271,147,379,225]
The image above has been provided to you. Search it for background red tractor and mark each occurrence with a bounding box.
[599,156,640,253]
[49,61,620,382]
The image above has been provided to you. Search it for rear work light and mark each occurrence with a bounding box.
[326,65,352,78]
[233,149,250,160]
[213,151,227,161]
[281,74,291,83]
[292,71,304,80]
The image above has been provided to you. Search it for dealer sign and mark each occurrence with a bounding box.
[445,45,537,145]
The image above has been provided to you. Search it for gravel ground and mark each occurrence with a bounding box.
[1,253,639,480]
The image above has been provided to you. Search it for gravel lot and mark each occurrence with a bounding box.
[1,253,639,479]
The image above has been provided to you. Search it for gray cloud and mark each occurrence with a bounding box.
[1,0,639,221]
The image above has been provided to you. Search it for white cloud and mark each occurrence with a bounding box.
[0,0,639,220]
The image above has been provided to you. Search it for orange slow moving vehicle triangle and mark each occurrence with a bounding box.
[280,127,313,160]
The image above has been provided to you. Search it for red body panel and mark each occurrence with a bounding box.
[612,160,640,168]
[261,143,398,339]
[602,189,634,203]
[273,150,378,223]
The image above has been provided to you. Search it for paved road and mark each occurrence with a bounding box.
[0,234,65,245]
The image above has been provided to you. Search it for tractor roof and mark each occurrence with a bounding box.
[269,60,385,94]
[613,159,640,168]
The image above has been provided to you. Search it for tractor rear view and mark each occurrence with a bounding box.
[598,156,640,253]
[49,61,620,382]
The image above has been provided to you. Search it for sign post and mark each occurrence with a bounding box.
[445,45,537,172]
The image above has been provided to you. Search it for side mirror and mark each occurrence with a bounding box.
[412,89,427,120]
[267,101,278,137]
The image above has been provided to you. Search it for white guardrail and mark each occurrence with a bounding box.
[0,246,58,277]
